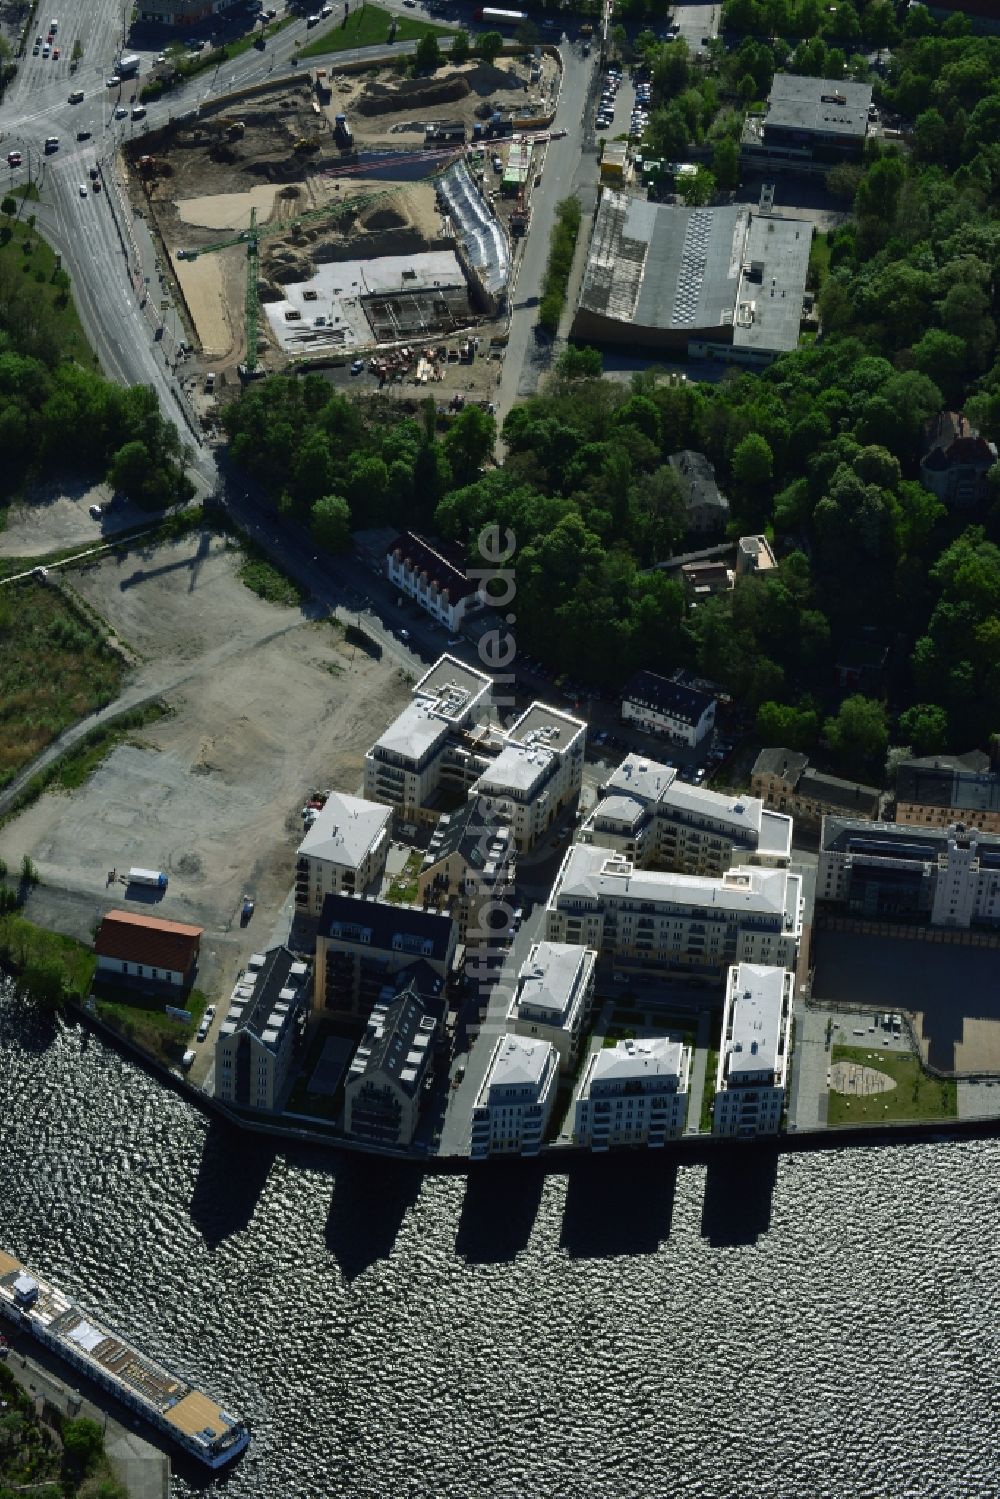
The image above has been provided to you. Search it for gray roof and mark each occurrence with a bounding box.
[764,74,873,139]
[587,1036,686,1086]
[732,213,812,356]
[668,450,728,516]
[724,963,787,1079]
[896,760,1000,816]
[348,981,439,1095]
[753,747,810,782]
[798,768,880,815]
[821,816,1000,864]
[623,668,716,724]
[512,941,595,1027]
[221,946,310,1053]
[421,800,513,875]
[319,892,456,962]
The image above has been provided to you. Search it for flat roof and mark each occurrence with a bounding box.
[298,791,391,868]
[509,701,586,751]
[513,941,594,1025]
[552,844,799,919]
[476,740,553,796]
[588,1036,686,1084]
[765,73,873,138]
[606,753,676,805]
[725,962,788,1077]
[415,654,493,714]
[733,213,812,355]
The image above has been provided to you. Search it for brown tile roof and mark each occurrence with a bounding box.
[95,909,203,975]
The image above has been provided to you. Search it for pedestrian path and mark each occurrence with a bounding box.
[685,1010,711,1134]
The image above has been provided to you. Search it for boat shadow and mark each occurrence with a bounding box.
[559,1155,678,1258]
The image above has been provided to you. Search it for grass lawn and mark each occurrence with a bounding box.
[226,14,292,58]
[0,581,124,791]
[0,219,94,367]
[0,912,96,998]
[95,986,209,1067]
[827,1044,958,1126]
[808,232,831,291]
[699,1046,719,1133]
[386,848,423,904]
[299,4,454,58]
[237,542,306,607]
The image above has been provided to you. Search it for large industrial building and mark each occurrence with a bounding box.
[571,194,811,366]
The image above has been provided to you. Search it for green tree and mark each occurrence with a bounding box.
[824,694,889,775]
[477,29,503,63]
[311,493,351,552]
[712,136,739,192]
[443,405,495,487]
[0,194,15,221]
[450,27,470,63]
[62,1417,105,1475]
[756,699,820,750]
[676,166,716,206]
[557,345,603,380]
[898,702,949,753]
[415,31,441,71]
[731,432,774,486]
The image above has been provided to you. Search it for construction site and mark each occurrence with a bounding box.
[126,55,557,384]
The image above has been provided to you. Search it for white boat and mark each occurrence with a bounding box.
[0,1249,249,1470]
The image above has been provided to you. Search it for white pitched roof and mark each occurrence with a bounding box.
[298,792,391,867]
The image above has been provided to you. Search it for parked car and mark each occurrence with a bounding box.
[350,358,364,374]
[181,1049,196,1069]
[107,74,120,87]
[89,503,103,519]
[78,183,87,197]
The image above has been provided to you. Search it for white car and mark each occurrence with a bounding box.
[107,75,120,87]
[132,105,146,119]
[78,183,87,196]
[114,105,127,118]
[181,1048,196,1069]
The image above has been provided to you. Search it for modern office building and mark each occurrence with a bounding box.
[574,1037,692,1150]
[579,752,792,874]
[214,947,311,1113]
[894,754,1000,836]
[508,940,597,1074]
[713,962,793,1138]
[314,892,458,1022]
[385,532,484,631]
[469,1033,559,1159]
[620,670,717,748]
[364,655,586,848]
[546,844,803,982]
[294,792,392,915]
[741,74,875,173]
[751,748,880,830]
[417,802,516,943]
[818,817,1000,928]
[344,979,443,1147]
[572,193,811,366]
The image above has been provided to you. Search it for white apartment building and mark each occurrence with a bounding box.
[621,669,716,748]
[386,532,484,632]
[364,656,586,848]
[214,948,311,1113]
[579,752,792,874]
[295,791,392,914]
[470,1033,559,1159]
[575,1037,692,1150]
[713,962,793,1138]
[546,844,803,983]
[508,940,597,1074]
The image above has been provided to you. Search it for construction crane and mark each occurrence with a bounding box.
[174,187,405,378]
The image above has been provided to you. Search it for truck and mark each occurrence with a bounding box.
[128,867,168,890]
[117,53,141,76]
[334,113,353,147]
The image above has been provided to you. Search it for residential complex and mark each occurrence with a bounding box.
[417,802,516,943]
[294,791,392,915]
[385,531,484,631]
[470,1033,559,1159]
[214,948,311,1112]
[894,753,1000,835]
[751,748,880,830]
[580,752,792,874]
[713,963,793,1138]
[818,817,1000,928]
[364,654,585,850]
[572,194,812,366]
[314,892,458,1021]
[508,940,597,1074]
[620,669,716,748]
[94,910,203,991]
[344,979,443,1147]
[741,74,875,173]
[546,844,803,982]
[574,1038,692,1150]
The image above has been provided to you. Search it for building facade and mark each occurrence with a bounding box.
[94,910,203,990]
[575,1037,691,1150]
[314,893,458,1022]
[894,755,1000,836]
[344,981,442,1147]
[545,845,803,983]
[580,752,792,875]
[417,802,516,943]
[818,817,1000,929]
[214,948,311,1113]
[471,702,586,852]
[751,748,880,829]
[295,792,392,916]
[713,962,793,1138]
[508,941,597,1074]
[620,670,716,748]
[385,532,484,631]
[470,1033,559,1159]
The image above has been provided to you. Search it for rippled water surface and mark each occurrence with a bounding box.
[2,992,1000,1498]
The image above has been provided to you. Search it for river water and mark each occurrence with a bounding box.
[2,989,999,1499]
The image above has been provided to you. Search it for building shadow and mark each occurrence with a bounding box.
[323,1156,422,1283]
[454,1161,546,1264]
[189,1119,277,1249]
[700,1150,778,1248]
[559,1156,678,1259]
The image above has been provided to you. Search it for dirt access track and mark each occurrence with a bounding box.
[0,531,410,963]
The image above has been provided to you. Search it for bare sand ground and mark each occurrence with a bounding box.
[176,183,279,231]
[0,531,410,977]
[173,251,233,360]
